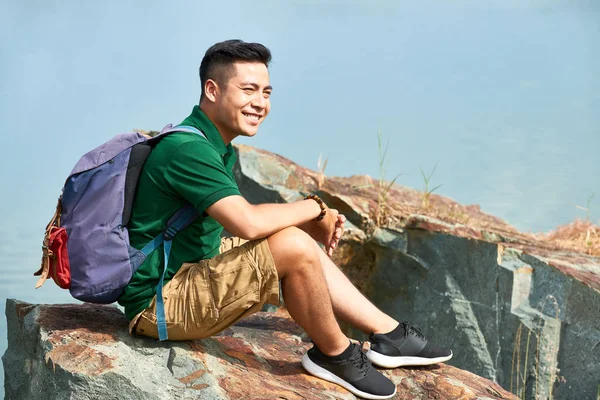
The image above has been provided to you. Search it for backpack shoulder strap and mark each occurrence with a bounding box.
[139,204,198,256]
[139,122,207,341]
[153,124,208,141]
[140,204,199,341]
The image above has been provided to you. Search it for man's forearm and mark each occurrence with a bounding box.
[245,200,322,239]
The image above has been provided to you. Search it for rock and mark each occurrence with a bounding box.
[7,144,597,399]
[330,219,600,400]
[2,299,516,400]
[232,144,600,399]
[233,144,317,204]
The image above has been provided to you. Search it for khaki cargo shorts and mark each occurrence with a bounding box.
[129,237,280,341]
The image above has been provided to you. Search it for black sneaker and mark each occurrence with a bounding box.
[367,321,453,368]
[301,342,396,399]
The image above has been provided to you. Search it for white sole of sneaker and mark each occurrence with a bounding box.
[301,353,397,400]
[366,349,453,368]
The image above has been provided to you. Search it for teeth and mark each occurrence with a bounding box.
[243,113,259,121]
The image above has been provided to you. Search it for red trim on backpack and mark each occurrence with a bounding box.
[47,226,71,288]
[35,197,71,289]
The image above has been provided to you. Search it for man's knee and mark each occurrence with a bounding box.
[267,227,320,275]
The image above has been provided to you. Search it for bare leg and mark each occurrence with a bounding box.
[314,241,398,334]
[267,227,349,356]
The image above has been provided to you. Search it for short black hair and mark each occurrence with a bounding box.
[199,39,272,102]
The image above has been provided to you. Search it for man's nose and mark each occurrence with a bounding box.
[252,94,267,109]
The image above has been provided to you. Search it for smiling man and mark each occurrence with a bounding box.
[118,40,452,399]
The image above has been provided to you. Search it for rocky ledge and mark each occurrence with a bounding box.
[5,144,599,399]
[232,144,600,399]
[2,299,516,400]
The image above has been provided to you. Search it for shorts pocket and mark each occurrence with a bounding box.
[161,263,213,329]
[209,260,260,311]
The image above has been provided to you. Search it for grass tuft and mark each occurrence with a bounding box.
[419,164,442,210]
[572,193,595,222]
[317,153,328,190]
[376,130,402,227]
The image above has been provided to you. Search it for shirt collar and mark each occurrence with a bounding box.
[180,105,232,157]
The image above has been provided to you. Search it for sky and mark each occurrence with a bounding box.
[1,0,599,240]
[0,1,599,396]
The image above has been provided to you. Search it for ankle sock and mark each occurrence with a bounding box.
[381,323,405,340]
[323,341,353,361]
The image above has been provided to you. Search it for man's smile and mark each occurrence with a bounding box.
[242,112,262,125]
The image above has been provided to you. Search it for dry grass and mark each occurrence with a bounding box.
[419,164,442,210]
[232,142,598,260]
[376,131,402,227]
[540,220,600,257]
[317,153,328,190]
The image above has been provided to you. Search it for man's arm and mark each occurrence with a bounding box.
[163,140,342,252]
[206,195,323,241]
[206,194,344,256]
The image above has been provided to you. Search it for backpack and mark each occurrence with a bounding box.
[34,124,206,340]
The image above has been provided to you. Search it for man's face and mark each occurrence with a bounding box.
[213,62,271,140]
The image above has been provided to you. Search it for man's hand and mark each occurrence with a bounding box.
[299,206,345,256]
[328,213,346,256]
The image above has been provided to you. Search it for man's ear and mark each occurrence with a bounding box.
[204,79,219,103]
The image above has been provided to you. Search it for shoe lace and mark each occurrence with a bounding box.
[350,342,371,375]
[401,320,425,340]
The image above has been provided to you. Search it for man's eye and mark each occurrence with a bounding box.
[264,92,272,98]
[243,88,254,93]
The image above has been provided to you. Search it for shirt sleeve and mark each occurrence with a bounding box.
[164,140,241,214]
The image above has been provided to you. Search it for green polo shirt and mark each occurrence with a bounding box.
[118,106,241,320]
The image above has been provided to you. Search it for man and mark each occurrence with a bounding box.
[118,40,452,399]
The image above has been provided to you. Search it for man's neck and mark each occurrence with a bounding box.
[199,104,235,145]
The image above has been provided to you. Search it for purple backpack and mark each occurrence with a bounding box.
[37,124,206,340]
